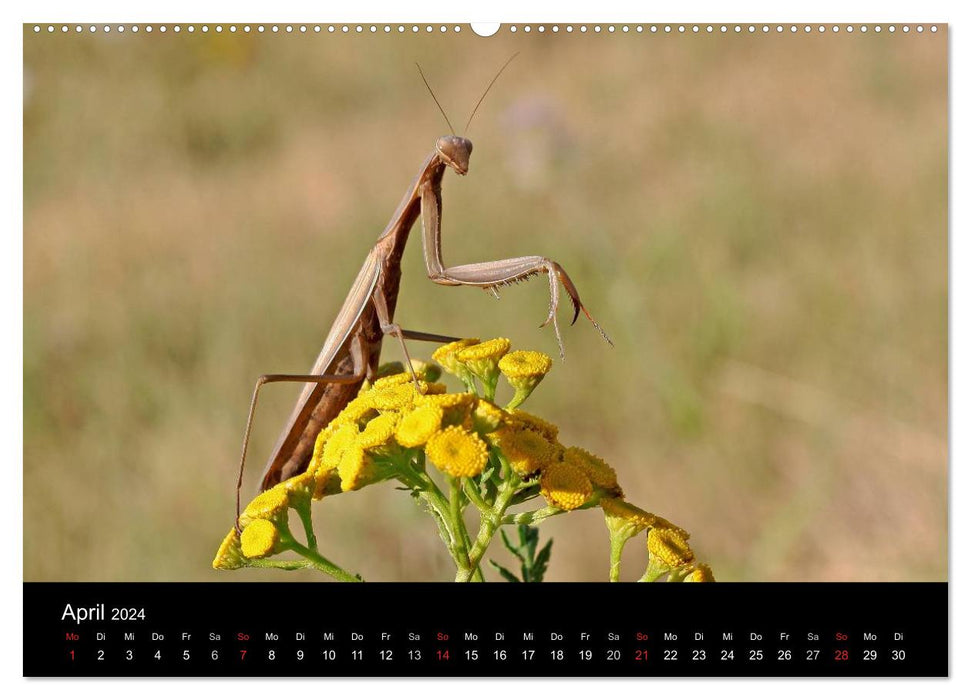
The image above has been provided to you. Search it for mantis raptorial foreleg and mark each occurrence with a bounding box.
[418,181,611,359]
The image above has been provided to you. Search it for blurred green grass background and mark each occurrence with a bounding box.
[24,27,947,582]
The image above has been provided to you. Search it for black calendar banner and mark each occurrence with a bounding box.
[24,582,947,677]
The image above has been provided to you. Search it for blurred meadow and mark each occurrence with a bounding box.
[24,26,946,582]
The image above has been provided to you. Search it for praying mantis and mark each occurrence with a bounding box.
[234,57,611,523]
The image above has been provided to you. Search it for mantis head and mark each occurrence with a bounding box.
[436,136,472,176]
[419,54,517,178]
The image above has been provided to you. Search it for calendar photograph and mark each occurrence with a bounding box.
[24,23,946,596]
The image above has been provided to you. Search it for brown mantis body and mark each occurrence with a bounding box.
[235,64,611,521]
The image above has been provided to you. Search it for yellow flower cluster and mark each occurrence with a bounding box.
[598,495,714,582]
[435,338,553,407]
[213,468,310,570]
[290,340,577,490]
[216,337,714,583]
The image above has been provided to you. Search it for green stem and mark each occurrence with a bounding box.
[447,476,474,578]
[609,535,626,582]
[294,499,317,550]
[287,540,363,582]
[667,567,690,583]
[463,478,491,513]
[395,470,456,561]
[638,558,669,583]
[457,367,478,395]
[396,457,471,572]
[457,476,520,582]
[483,374,499,402]
[503,505,566,526]
[248,559,314,571]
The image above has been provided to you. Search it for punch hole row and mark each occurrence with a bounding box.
[31,24,940,35]
[507,24,938,34]
[30,24,465,34]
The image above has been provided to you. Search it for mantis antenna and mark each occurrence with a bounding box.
[416,63,456,135]
[465,52,520,133]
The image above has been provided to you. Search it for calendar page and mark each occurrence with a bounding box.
[22,21,947,677]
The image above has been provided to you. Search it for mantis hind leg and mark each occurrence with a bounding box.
[234,368,365,531]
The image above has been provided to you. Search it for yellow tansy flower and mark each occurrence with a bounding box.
[457,337,511,363]
[370,363,441,388]
[601,498,688,540]
[648,527,695,569]
[395,404,444,447]
[321,422,360,470]
[564,446,620,494]
[334,394,378,426]
[499,350,553,409]
[239,485,289,527]
[280,470,315,502]
[338,444,377,491]
[499,349,553,378]
[416,392,474,408]
[507,409,559,442]
[651,515,689,538]
[357,412,399,449]
[240,519,281,559]
[368,383,418,411]
[312,469,342,500]
[489,425,558,476]
[426,425,489,478]
[308,422,337,475]
[684,564,716,582]
[212,528,247,570]
[370,371,412,390]
[601,498,655,533]
[456,338,511,392]
[470,398,506,434]
[416,391,475,425]
[432,338,481,377]
[540,459,593,510]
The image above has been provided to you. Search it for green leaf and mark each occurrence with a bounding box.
[495,524,554,582]
[500,528,525,563]
[519,524,539,563]
[530,539,553,581]
[480,463,496,483]
[489,559,521,583]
